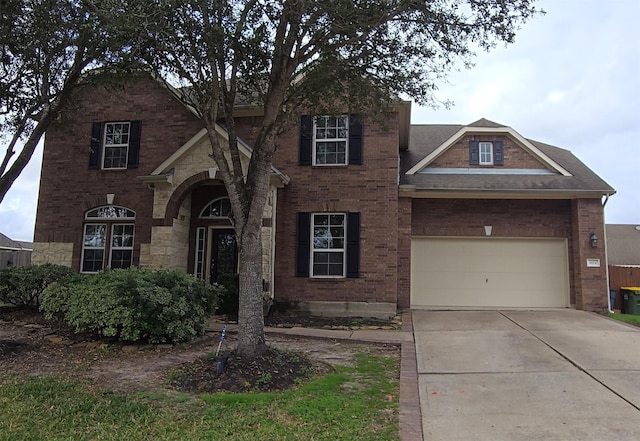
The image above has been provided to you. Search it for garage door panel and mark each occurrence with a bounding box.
[411,238,569,308]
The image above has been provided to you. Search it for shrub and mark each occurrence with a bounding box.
[40,267,221,344]
[0,264,76,308]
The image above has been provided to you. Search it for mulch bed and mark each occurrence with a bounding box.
[2,306,400,394]
[170,347,321,393]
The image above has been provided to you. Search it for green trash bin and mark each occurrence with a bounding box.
[620,287,640,315]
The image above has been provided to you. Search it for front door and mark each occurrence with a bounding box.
[209,228,238,284]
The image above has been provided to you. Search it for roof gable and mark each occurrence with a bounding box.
[405,120,571,176]
[142,124,289,186]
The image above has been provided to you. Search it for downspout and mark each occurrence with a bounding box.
[603,195,613,313]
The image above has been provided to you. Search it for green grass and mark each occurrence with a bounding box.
[0,353,399,441]
[608,312,640,326]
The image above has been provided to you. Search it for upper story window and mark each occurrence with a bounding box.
[89,121,141,170]
[479,142,493,165]
[103,122,130,169]
[314,116,348,165]
[299,114,363,166]
[200,197,232,218]
[469,140,504,166]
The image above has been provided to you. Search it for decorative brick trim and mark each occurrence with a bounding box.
[164,171,210,225]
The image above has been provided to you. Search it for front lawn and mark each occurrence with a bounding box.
[608,312,640,327]
[0,353,399,441]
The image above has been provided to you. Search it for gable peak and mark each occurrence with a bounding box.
[467,118,507,129]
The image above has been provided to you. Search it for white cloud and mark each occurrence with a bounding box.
[412,0,640,224]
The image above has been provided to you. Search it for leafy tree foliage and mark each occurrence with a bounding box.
[137,0,541,356]
[0,0,140,202]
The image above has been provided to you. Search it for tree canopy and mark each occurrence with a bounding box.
[0,0,140,202]
[135,0,541,356]
[1,0,541,357]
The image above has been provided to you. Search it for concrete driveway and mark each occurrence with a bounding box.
[413,310,640,441]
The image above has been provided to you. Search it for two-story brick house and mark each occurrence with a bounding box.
[32,77,615,316]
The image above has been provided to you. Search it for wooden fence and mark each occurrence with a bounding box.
[0,250,32,269]
[609,265,640,310]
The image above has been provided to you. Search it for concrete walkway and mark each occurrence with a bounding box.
[413,310,640,441]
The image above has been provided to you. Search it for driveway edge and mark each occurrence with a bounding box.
[399,310,424,441]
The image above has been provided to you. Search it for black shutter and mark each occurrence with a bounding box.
[346,212,360,278]
[493,141,504,166]
[348,114,363,165]
[469,140,479,165]
[299,115,313,166]
[89,122,103,169]
[127,120,141,169]
[296,212,311,277]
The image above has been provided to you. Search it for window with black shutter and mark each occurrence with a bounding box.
[89,121,141,170]
[299,115,363,166]
[296,211,360,278]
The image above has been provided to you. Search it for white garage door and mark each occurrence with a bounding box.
[411,238,569,309]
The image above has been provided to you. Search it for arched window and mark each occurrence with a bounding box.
[81,206,135,273]
[86,206,135,219]
[200,197,232,218]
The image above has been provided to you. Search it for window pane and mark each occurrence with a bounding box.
[84,225,106,247]
[313,227,331,249]
[112,224,134,247]
[329,214,345,226]
[110,250,132,269]
[104,146,128,168]
[312,251,344,277]
[87,206,136,219]
[82,249,104,272]
[201,198,232,218]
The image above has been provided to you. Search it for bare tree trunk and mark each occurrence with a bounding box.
[236,227,267,357]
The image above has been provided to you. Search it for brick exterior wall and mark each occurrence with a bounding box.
[570,198,608,312]
[397,197,412,309]
[33,75,609,314]
[34,77,204,271]
[428,134,547,169]
[269,114,401,306]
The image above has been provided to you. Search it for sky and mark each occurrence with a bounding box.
[1,0,639,242]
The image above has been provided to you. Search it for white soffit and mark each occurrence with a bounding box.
[405,126,572,177]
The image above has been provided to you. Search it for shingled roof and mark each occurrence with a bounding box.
[399,119,615,197]
[606,224,640,266]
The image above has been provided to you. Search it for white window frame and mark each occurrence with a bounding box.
[194,227,206,279]
[479,142,493,165]
[103,121,131,169]
[310,213,346,278]
[313,115,349,166]
[81,206,136,273]
[200,197,232,219]
[81,224,106,274]
[108,223,135,270]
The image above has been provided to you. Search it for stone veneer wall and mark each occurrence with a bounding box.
[31,242,74,267]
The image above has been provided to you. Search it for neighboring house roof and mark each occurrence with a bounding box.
[399,119,615,198]
[0,233,32,251]
[606,224,640,266]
